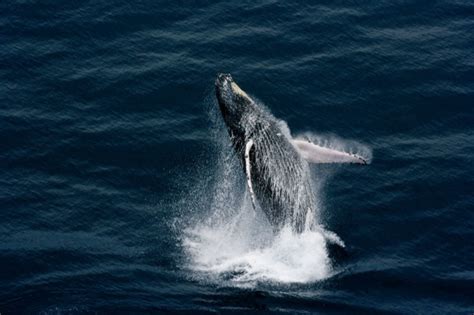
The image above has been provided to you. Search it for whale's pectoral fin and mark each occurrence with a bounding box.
[291,139,368,165]
[245,139,258,210]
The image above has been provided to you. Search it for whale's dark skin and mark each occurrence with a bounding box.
[215,73,315,233]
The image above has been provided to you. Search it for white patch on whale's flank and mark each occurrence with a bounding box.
[244,139,257,211]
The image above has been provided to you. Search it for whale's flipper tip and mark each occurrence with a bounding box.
[353,154,368,165]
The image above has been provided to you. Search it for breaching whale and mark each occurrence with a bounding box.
[215,73,367,234]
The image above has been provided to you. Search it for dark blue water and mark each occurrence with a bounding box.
[1,1,474,313]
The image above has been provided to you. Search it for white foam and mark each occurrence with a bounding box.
[182,199,333,285]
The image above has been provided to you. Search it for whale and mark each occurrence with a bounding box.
[215,73,367,235]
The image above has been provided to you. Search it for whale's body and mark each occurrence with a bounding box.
[215,74,366,234]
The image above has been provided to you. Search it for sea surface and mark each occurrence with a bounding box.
[1,1,474,314]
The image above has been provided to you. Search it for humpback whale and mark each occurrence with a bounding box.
[215,73,366,234]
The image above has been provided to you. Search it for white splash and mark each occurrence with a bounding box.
[182,196,332,285]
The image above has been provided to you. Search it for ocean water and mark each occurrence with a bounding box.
[1,1,474,313]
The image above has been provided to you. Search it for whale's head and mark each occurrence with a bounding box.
[215,73,254,133]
